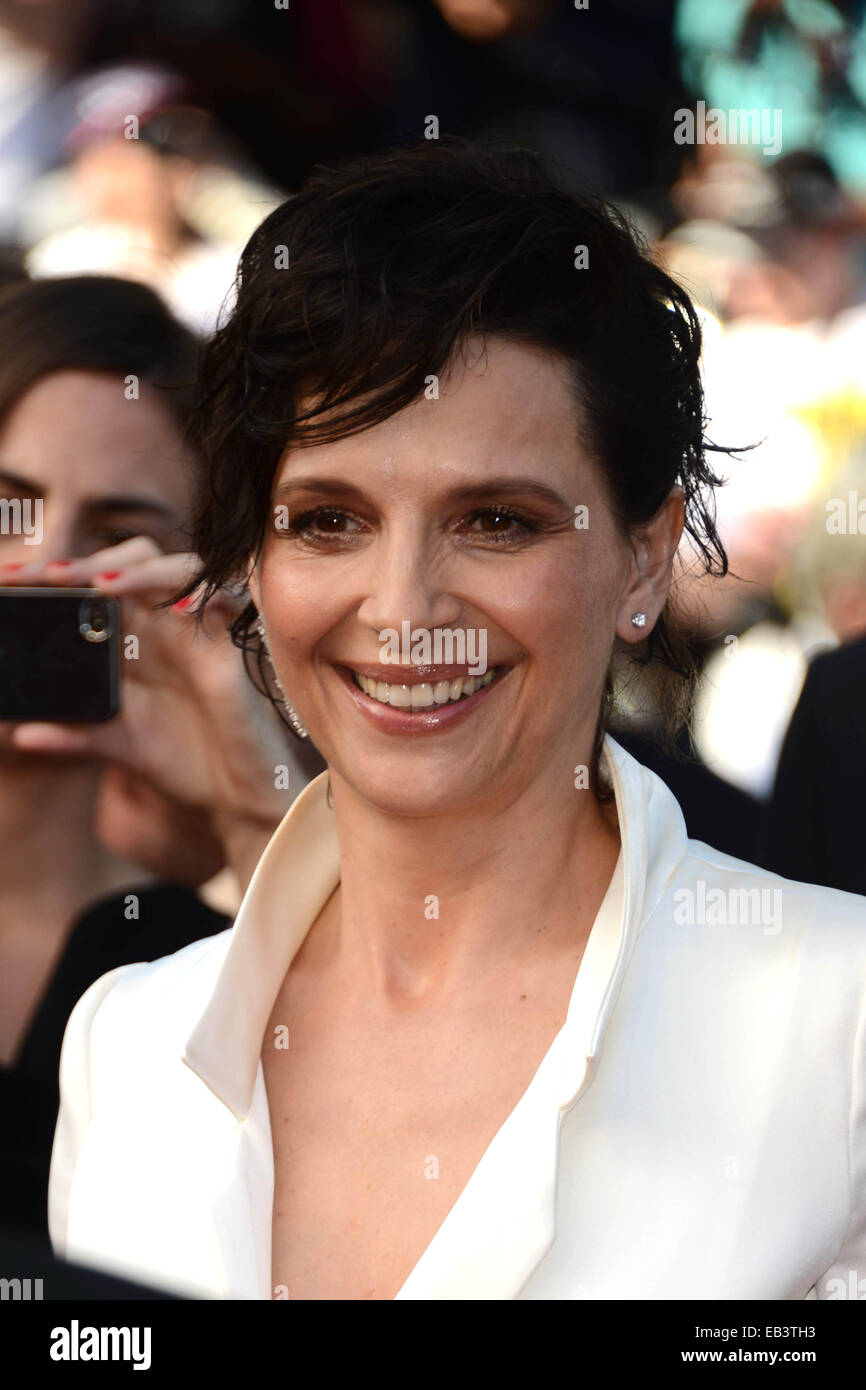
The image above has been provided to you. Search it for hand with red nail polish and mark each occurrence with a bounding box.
[9,536,322,890]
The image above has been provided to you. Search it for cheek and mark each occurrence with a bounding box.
[256,551,346,655]
[489,538,619,660]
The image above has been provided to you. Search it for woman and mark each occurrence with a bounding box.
[0,275,321,1246]
[48,142,866,1300]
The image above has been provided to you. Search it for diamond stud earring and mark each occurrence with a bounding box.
[255,619,309,740]
[631,612,647,628]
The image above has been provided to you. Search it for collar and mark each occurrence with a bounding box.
[182,734,688,1120]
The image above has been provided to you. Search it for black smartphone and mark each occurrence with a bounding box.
[0,587,120,721]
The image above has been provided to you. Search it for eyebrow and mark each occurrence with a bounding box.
[273,475,572,510]
[0,466,176,517]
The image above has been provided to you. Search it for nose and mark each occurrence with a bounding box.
[34,506,81,566]
[356,528,462,638]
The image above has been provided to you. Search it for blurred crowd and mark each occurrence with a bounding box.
[1,0,866,1273]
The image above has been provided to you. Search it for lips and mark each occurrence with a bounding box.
[335,662,508,732]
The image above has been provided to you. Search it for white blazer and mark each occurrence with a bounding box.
[48,735,866,1300]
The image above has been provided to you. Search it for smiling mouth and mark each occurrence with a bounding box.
[347,667,499,710]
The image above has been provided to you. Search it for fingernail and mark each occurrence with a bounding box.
[96,570,122,581]
[1,562,24,570]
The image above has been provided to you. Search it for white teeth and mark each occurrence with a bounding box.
[353,669,497,708]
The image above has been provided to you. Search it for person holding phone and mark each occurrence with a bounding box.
[0,275,323,1246]
[49,142,866,1300]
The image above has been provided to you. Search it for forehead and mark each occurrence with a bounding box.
[278,338,586,489]
[0,369,192,506]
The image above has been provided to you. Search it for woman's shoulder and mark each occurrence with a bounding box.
[62,927,233,1060]
[671,836,866,952]
[683,836,866,903]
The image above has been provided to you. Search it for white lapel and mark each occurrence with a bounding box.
[207,1063,275,1298]
[182,769,341,1121]
[182,771,339,1298]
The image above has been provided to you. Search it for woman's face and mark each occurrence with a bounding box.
[0,369,193,564]
[0,368,194,758]
[253,338,666,817]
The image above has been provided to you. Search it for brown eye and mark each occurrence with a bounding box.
[99,527,140,546]
[316,511,350,532]
[286,507,365,541]
[479,510,514,532]
[464,507,535,542]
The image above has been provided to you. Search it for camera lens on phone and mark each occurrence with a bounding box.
[79,596,112,644]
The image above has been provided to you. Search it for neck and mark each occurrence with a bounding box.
[0,751,152,938]
[313,741,621,1003]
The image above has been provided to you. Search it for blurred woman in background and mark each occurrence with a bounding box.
[0,274,323,1245]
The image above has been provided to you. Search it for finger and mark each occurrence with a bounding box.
[91,552,201,598]
[10,719,127,759]
[11,722,99,754]
[70,535,164,581]
[0,558,78,585]
[0,537,162,589]
[164,588,239,650]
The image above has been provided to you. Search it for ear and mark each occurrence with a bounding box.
[615,486,685,644]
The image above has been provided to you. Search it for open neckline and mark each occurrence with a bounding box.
[390,845,626,1300]
[256,843,627,1302]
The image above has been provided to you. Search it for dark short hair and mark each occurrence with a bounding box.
[0,275,200,428]
[188,139,730,785]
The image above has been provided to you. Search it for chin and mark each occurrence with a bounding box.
[331,747,488,820]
